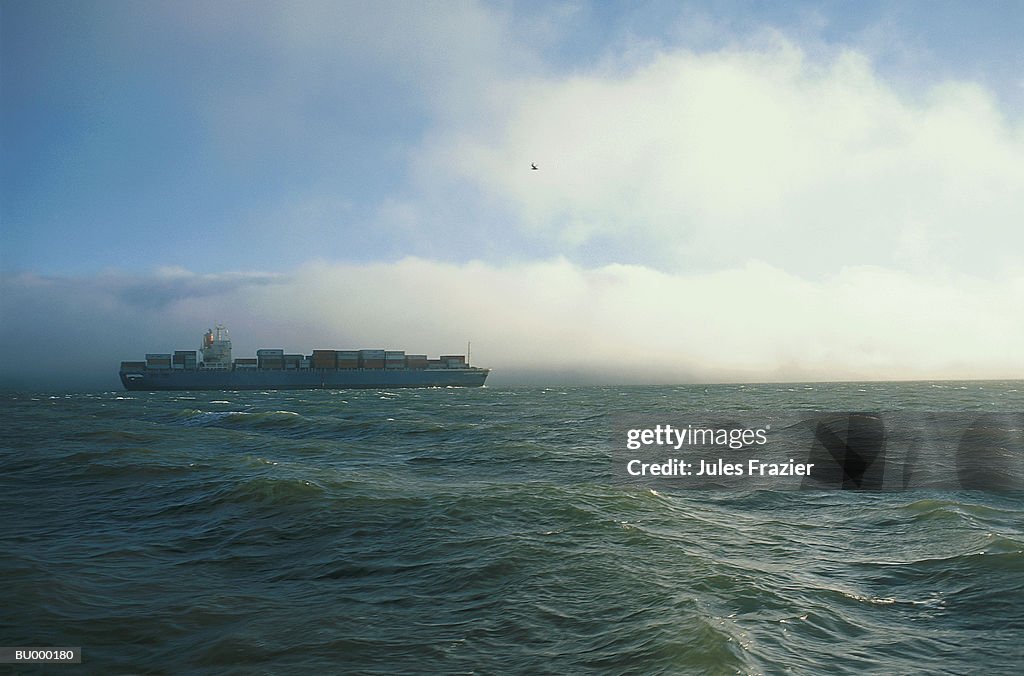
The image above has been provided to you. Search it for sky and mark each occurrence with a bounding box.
[2,0,1023,389]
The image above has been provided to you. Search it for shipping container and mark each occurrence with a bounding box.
[337,359,359,369]
[312,349,337,368]
[173,351,198,370]
[257,349,285,357]
[120,361,146,372]
[361,359,385,369]
[337,350,359,359]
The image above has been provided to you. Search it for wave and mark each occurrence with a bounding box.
[177,409,306,430]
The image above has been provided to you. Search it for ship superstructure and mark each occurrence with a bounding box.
[201,325,232,369]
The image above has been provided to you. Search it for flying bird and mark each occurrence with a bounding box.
[531,163,538,170]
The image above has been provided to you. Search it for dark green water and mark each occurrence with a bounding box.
[2,382,1022,674]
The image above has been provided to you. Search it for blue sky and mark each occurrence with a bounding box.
[2,1,1023,387]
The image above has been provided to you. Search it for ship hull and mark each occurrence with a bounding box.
[120,368,489,391]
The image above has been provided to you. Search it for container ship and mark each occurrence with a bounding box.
[119,326,489,390]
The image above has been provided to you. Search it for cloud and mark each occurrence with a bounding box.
[151,7,1022,279]
[398,35,1024,276]
[111,268,285,309]
[16,3,1017,279]
[2,259,1021,390]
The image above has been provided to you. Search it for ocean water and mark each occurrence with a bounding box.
[1,381,1022,674]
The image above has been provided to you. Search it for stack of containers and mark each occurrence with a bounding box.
[312,350,337,369]
[146,353,172,369]
[173,351,198,370]
[121,361,146,372]
[406,354,428,369]
[385,351,406,369]
[359,349,386,369]
[234,358,258,369]
[336,350,359,369]
[257,349,284,369]
[441,355,467,369]
[284,354,302,370]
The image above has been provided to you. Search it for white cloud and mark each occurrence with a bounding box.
[406,35,1024,276]
[141,5,1023,281]
[3,259,1022,389]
